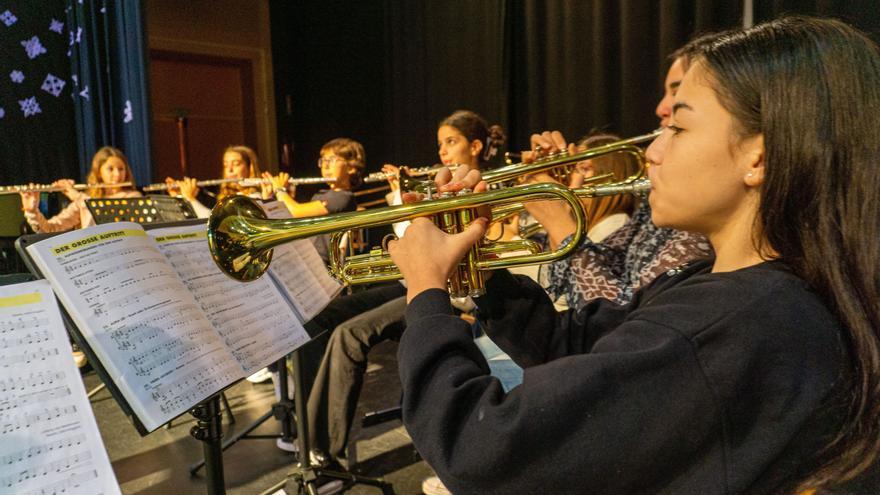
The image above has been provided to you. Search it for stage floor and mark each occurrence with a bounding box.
[89,339,433,494]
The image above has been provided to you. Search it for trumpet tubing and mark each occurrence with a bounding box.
[207,181,589,297]
[482,135,657,186]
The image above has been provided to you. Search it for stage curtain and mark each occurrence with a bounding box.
[67,0,152,185]
[0,1,78,184]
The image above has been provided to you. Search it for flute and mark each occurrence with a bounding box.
[142,176,336,192]
[362,164,462,184]
[0,182,134,196]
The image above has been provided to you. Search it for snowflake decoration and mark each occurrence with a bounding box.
[50,19,64,34]
[79,86,89,100]
[19,97,41,118]
[0,108,5,119]
[72,74,78,86]
[41,74,66,97]
[10,70,24,83]
[21,36,47,59]
[123,100,133,123]
[76,27,82,43]
[1,10,17,27]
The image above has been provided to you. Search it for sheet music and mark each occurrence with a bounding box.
[149,224,309,375]
[0,280,121,495]
[26,223,241,432]
[262,201,343,321]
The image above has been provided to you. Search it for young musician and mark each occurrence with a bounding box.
[266,137,363,263]
[305,110,505,469]
[20,146,142,233]
[523,46,713,310]
[168,145,269,218]
[389,17,880,494]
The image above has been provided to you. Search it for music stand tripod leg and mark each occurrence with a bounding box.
[190,358,296,475]
[190,394,226,495]
[262,349,394,495]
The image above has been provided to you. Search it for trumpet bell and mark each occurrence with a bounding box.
[207,195,274,282]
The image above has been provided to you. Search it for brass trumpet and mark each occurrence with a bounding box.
[208,181,588,297]
[484,128,661,186]
[207,130,656,295]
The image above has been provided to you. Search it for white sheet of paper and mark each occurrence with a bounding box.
[262,201,343,322]
[26,223,241,431]
[0,280,121,495]
[149,224,309,375]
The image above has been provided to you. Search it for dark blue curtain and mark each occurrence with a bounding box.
[0,1,78,184]
[67,0,152,185]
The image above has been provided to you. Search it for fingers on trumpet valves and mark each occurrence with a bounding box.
[381,233,398,252]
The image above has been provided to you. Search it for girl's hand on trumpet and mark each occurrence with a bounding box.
[389,165,490,302]
[522,130,577,163]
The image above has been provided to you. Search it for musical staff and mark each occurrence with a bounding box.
[151,223,310,375]
[0,280,120,495]
[1,434,87,465]
[26,222,240,432]
[261,201,343,321]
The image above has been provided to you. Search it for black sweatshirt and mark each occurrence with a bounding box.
[398,260,848,494]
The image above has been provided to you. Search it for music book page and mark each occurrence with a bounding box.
[0,280,121,495]
[262,201,343,321]
[149,224,309,376]
[26,223,241,432]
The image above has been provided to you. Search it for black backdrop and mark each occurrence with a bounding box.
[269,0,880,178]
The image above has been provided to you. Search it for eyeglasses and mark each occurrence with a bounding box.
[317,156,345,168]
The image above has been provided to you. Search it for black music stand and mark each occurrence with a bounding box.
[258,345,394,495]
[188,354,297,475]
[86,195,197,224]
[15,219,315,495]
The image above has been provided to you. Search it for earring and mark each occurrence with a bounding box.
[747,172,754,177]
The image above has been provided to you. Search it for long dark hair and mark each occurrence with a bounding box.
[439,110,506,165]
[696,17,880,491]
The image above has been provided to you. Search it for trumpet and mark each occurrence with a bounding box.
[142,176,335,192]
[208,181,589,297]
[0,182,135,196]
[208,175,650,299]
[485,128,661,186]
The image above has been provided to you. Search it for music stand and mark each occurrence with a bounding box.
[15,219,311,495]
[83,197,202,407]
[256,342,394,495]
[86,195,197,224]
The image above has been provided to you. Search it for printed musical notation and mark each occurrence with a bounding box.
[26,222,240,432]
[150,224,310,375]
[270,239,343,321]
[261,200,342,321]
[0,280,120,495]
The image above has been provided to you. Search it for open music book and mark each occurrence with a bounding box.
[0,279,121,495]
[25,203,342,432]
